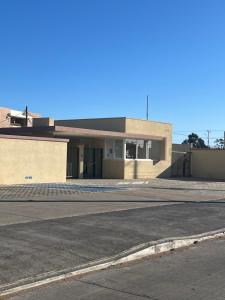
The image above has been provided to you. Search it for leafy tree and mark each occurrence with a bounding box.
[182,133,208,148]
[214,138,224,149]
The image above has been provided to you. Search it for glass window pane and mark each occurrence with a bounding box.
[137,140,146,159]
[106,139,114,159]
[149,140,162,161]
[126,140,136,159]
[147,141,152,159]
[115,140,123,158]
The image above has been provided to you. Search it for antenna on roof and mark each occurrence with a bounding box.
[146,95,149,120]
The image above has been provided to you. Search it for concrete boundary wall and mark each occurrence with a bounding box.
[0,135,68,185]
[191,149,225,180]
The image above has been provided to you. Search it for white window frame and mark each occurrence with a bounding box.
[125,139,153,161]
[104,138,155,161]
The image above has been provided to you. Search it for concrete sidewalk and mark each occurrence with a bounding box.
[10,238,225,300]
[1,178,225,202]
[1,203,225,293]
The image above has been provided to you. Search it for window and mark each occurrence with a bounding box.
[105,139,114,159]
[137,140,146,159]
[126,139,153,159]
[105,139,123,159]
[115,140,123,158]
[149,140,163,161]
[105,139,157,160]
[126,139,136,159]
[146,141,152,159]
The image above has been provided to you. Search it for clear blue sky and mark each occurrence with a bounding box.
[0,0,225,144]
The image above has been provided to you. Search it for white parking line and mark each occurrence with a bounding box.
[117,181,150,185]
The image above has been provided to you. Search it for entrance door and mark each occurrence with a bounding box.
[66,143,79,178]
[83,148,103,179]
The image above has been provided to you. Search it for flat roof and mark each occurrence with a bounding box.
[56,117,172,126]
[0,126,164,141]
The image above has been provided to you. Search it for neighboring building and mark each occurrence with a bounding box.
[0,117,172,182]
[0,107,40,128]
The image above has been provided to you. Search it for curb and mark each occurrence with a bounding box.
[1,228,225,298]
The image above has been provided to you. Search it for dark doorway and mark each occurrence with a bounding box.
[83,148,103,179]
[67,143,79,178]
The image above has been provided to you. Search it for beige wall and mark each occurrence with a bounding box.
[100,118,172,179]
[0,136,68,185]
[125,118,172,159]
[124,160,171,179]
[103,159,124,179]
[191,150,225,180]
[124,160,153,179]
[33,117,54,127]
[125,118,172,178]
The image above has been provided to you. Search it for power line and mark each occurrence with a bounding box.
[173,133,223,139]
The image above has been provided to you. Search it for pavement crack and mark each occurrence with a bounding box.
[76,279,158,300]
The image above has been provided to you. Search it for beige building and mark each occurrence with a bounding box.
[0,116,172,181]
[0,107,40,128]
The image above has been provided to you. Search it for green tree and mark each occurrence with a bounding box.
[214,138,224,149]
[182,133,208,148]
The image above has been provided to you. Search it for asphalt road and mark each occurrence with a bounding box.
[2,179,225,298]
[1,203,225,291]
[10,237,225,300]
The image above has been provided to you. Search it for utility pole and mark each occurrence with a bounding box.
[146,95,149,120]
[207,130,210,148]
[25,106,28,127]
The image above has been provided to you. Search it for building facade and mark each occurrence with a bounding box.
[0,116,172,181]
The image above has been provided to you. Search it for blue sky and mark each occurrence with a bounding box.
[0,0,225,144]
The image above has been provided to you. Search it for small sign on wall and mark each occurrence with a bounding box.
[25,176,33,180]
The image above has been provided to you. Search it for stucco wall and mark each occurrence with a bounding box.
[102,159,124,179]
[191,150,225,180]
[125,118,172,178]
[124,160,153,179]
[125,118,172,158]
[100,118,172,179]
[0,136,68,185]
[124,160,171,179]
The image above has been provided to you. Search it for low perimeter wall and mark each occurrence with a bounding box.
[0,135,68,185]
[191,149,225,180]
[103,159,171,179]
